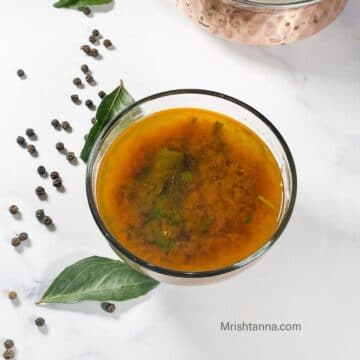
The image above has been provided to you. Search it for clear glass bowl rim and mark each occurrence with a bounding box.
[232,0,322,8]
[86,89,297,279]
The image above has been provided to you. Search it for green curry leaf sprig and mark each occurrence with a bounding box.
[53,0,113,8]
[80,80,135,162]
[37,257,158,304]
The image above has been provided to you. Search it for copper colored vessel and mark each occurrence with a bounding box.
[177,0,348,45]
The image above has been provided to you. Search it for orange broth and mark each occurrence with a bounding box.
[96,108,283,272]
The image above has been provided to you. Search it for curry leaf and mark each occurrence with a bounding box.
[53,0,113,8]
[36,256,159,304]
[80,80,135,162]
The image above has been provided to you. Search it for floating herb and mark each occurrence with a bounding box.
[36,256,158,304]
[180,171,193,182]
[258,195,275,210]
[242,215,252,224]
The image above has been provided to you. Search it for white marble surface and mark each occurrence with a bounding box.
[0,0,359,359]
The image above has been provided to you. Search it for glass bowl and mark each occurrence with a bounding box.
[86,89,297,284]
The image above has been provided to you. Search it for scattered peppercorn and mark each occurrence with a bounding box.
[9,205,19,215]
[85,74,94,84]
[16,136,26,146]
[85,99,94,109]
[11,237,21,247]
[25,128,35,138]
[56,142,65,152]
[81,45,91,54]
[92,29,100,37]
[53,178,62,188]
[3,349,15,360]
[103,39,113,48]
[81,6,91,16]
[35,186,46,197]
[35,317,45,327]
[43,216,53,226]
[17,69,25,78]
[19,232,28,241]
[71,94,80,104]
[36,209,45,220]
[81,64,89,74]
[91,117,96,124]
[101,302,116,313]
[89,48,99,58]
[73,77,82,87]
[27,144,37,155]
[61,121,71,131]
[37,165,47,176]
[89,35,97,44]
[51,119,60,129]
[66,152,76,162]
[8,291,17,301]
[4,340,14,350]
[98,91,106,99]
[50,171,59,180]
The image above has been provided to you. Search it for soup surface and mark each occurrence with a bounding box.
[97,108,283,272]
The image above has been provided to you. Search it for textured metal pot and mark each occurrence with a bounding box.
[177,0,348,45]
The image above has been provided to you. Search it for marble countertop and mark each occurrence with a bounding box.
[0,1,359,359]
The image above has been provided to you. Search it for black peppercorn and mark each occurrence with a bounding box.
[51,119,60,129]
[98,91,106,99]
[89,48,99,58]
[53,178,62,188]
[61,121,71,131]
[27,144,37,155]
[19,232,28,241]
[81,45,91,54]
[85,99,94,109]
[101,302,116,313]
[37,165,47,176]
[17,69,25,78]
[8,291,17,300]
[56,142,65,152]
[73,77,82,87]
[11,237,21,247]
[9,205,19,215]
[35,317,45,327]
[85,74,94,84]
[81,6,91,16]
[43,216,53,226]
[103,39,113,48]
[3,349,15,360]
[71,94,80,104]
[26,128,35,138]
[36,209,45,220]
[35,186,46,197]
[91,117,96,124]
[81,64,89,74]
[89,35,97,44]
[4,339,14,350]
[66,152,76,162]
[16,136,26,146]
[50,171,59,180]
[92,29,100,37]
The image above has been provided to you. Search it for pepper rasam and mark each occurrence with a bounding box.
[96,108,283,272]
